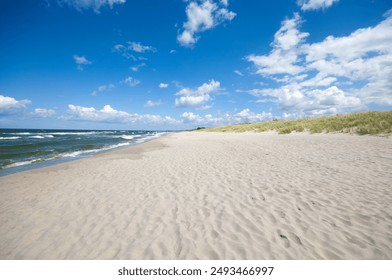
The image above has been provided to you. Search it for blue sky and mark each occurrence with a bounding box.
[1,0,391,130]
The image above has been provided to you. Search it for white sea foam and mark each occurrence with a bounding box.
[50,132,99,136]
[107,142,130,149]
[5,160,35,168]
[10,132,31,135]
[125,134,142,139]
[61,150,97,158]
[132,132,166,143]
[143,132,167,141]
[61,143,131,158]
[0,137,21,140]
[4,157,56,169]
[119,135,134,140]
[1,131,166,173]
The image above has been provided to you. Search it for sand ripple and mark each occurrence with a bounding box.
[0,132,391,259]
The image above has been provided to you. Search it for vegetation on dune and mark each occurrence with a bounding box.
[200,111,392,135]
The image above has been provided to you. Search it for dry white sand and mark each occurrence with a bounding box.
[0,132,391,259]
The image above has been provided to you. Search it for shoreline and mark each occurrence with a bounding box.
[1,132,391,259]
[0,131,174,177]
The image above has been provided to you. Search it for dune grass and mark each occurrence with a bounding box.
[200,111,392,135]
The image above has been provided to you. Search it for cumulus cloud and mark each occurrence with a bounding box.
[175,79,220,107]
[233,109,274,123]
[181,108,273,126]
[246,12,392,117]
[121,76,140,87]
[220,0,228,6]
[65,103,273,128]
[159,83,169,88]
[297,0,339,11]
[177,0,236,47]
[246,85,363,117]
[33,108,56,118]
[247,13,308,76]
[73,54,91,70]
[305,12,392,105]
[299,74,336,87]
[181,111,203,122]
[67,104,179,125]
[67,104,130,122]
[175,93,211,108]
[0,95,31,115]
[144,100,163,108]
[59,0,126,13]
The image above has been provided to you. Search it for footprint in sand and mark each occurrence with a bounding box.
[289,232,303,245]
[277,231,290,248]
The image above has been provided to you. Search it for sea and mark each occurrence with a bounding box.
[0,129,168,176]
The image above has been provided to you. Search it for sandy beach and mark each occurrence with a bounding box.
[0,131,391,259]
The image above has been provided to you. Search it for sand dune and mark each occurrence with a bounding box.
[0,132,391,259]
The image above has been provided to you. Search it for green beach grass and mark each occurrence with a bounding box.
[200,111,392,135]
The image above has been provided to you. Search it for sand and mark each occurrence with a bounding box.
[0,131,391,259]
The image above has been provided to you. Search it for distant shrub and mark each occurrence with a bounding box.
[199,111,392,136]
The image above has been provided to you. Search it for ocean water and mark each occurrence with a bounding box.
[0,129,167,176]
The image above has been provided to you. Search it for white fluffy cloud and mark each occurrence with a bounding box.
[304,18,392,63]
[73,54,91,70]
[234,109,273,123]
[175,94,211,108]
[246,12,392,117]
[181,109,273,125]
[175,79,220,107]
[220,0,228,6]
[121,76,140,87]
[247,85,362,117]
[247,13,308,76]
[297,0,339,11]
[60,0,126,13]
[159,83,169,88]
[305,12,392,105]
[64,103,274,128]
[67,104,178,125]
[67,104,128,122]
[33,108,56,118]
[181,112,204,123]
[177,0,236,47]
[0,95,31,114]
